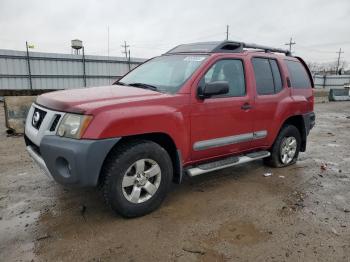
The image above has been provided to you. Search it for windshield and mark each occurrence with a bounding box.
[117,54,208,94]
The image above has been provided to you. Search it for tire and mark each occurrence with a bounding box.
[101,140,173,218]
[264,125,301,168]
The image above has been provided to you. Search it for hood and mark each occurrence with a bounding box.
[36,85,164,113]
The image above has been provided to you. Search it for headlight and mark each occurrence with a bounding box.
[57,114,93,139]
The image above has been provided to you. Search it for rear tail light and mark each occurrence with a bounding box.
[308,90,314,111]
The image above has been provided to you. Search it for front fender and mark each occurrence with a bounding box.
[82,105,191,161]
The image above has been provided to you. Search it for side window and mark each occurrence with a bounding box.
[200,59,246,97]
[252,58,283,95]
[285,60,311,88]
[252,58,274,95]
[270,60,283,92]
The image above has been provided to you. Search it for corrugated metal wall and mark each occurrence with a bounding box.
[0,49,146,90]
[314,75,350,89]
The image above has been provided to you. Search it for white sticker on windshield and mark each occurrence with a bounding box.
[184,56,206,62]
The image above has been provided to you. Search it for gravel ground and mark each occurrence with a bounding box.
[0,101,349,262]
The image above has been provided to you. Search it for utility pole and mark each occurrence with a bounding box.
[25,41,33,90]
[121,41,131,71]
[121,41,130,60]
[82,46,87,87]
[285,37,296,53]
[226,25,229,40]
[336,48,344,75]
[128,50,131,71]
[107,26,110,59]
[107,25,110,82]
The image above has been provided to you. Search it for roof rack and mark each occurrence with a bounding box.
[166,41,291,56]
[242,42,291,56]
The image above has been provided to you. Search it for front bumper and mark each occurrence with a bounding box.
[25,135,120,187]
[26,144,53,179]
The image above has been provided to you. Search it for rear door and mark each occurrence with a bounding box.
[250,56,290,148]
[190,57,254,161]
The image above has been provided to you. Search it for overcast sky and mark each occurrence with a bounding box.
[1,0,350,65]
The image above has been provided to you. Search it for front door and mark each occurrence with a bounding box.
[190,58,254,162]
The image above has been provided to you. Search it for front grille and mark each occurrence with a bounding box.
[32,108,47,130]
[50,114,61,131]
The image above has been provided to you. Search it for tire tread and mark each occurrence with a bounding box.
[101,139,172,217]
[264,125,301,168]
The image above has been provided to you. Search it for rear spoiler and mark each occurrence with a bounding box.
[295,56,314,88]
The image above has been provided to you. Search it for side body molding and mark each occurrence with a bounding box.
[193,130,267,151]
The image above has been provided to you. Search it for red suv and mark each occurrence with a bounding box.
[25,41,315,217]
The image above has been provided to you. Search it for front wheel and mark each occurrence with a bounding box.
[102,140,173,217]
[264,125,301,167]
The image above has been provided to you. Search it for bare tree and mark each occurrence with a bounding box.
[306,60,344,75]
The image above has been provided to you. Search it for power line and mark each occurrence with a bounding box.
[301,41,350,48]
[296,45,336,54]
[285,37,296,53]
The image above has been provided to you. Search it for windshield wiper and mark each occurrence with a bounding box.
[113,81,126,85]
[127,82,158,91]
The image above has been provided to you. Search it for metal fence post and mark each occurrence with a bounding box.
[25,41,33,90]
[82,47,87,87]
[323,75,326,89]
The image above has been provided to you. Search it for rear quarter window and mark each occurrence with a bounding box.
[285,60,311,88]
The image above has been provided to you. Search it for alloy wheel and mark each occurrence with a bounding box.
[280,136,297,164]
[121,159,161,204]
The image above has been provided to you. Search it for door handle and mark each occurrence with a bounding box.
[241,103,252,110]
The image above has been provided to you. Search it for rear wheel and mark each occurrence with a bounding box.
[102,140,173,217]
[264,125,301,167]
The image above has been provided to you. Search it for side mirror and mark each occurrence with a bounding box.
[198,81,229,99]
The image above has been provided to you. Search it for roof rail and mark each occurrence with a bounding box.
[242,42,291,56]
[166,41,291,56]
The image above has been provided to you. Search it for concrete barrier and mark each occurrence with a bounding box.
[329,88,350,101]
[4,96,36,134]
[314,89,329,103]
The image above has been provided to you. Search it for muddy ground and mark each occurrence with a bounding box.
[0,101,349,262]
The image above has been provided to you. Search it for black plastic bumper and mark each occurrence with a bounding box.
[299,112,315,152]
[303,112,315,135]
[37,136,120,187]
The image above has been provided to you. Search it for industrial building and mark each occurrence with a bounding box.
[0,48,145,90]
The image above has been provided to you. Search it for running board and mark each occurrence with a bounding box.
[186,151,270,177]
